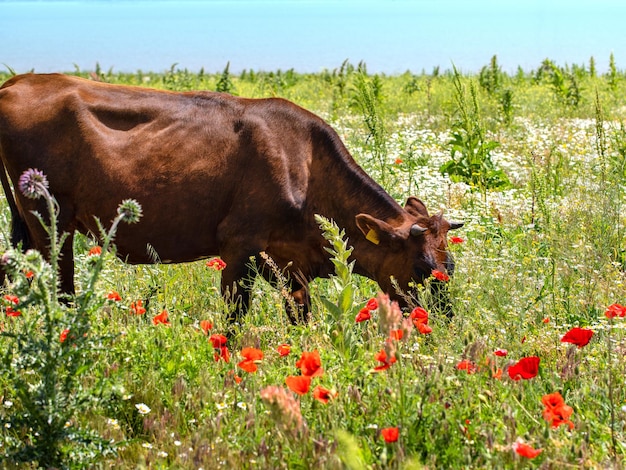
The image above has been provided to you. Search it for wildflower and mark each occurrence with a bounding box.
[394,158,403,165]
[6,306,21,317]
[88,246,102,256]
[106,418,121,430]
[238,347,263,373]
[542,391,574,429]
[214,345,230,363]
[107,291,122,301]
[199,320,213,334]
[215,402,229,410]
[377,293,403,333]
[492,368,503,379]
[277,343,291,356]
[117,199,143,224]
[605,303,626,318]
[431,269,449,282]
[209,334,228,348]
[456,359,477,374]
[560,327,593,348]
[513,440,542,459]
[381,427,399,443]
[296,350,323,377]
[450,236,464,244]
[130,299,146,315]
[508,356,540,381]
[494,349,508,357]
[152,310,170,326]
[366,298,378,310]
[373,349,396,372]
[3,294,19,305]
[542,317,550,323]
[355,307,371,323]
[24,270,34,279]
[260,385,305,434]
[206,257,227,271]
[18,168,49,199]
[135,403,151,415]
[285,375,312,395]
[409,306,432,334]
[59,328,70,343]
[313,385,337,404]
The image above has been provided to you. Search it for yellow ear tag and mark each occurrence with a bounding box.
[366,229,380,245]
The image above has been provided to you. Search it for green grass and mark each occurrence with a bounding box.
[1,57,626,468]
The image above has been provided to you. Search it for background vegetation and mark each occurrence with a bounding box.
[1,54,626,468]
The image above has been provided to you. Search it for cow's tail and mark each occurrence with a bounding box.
[0,151,30,251]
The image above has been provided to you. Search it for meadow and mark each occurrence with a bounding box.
[1,56,626,468]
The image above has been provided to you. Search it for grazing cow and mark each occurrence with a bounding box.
[0,73,461,322]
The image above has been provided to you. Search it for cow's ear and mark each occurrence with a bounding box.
[404,197,429,218]
[355,214,395,245]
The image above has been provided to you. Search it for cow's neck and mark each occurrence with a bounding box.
[311,137,406,281]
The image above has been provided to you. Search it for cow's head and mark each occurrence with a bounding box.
[355,196,463,308]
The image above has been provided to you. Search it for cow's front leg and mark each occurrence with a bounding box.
[219,249,260,327]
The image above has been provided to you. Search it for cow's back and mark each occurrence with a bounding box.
[0,74,318,263]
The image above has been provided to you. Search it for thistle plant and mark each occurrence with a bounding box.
[439,66,510,197]
[315,215,360,358]
[0,169,142,467]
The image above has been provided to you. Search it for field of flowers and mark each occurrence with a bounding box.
[0,58,625,468]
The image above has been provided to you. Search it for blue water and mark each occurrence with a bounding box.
[1,0,625,74]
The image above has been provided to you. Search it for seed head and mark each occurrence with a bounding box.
[18,168,49,199]
[117,199,143,224]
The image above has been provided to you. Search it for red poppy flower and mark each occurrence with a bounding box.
[238,347,263,373]
[88,246,102,256]
[3,294,19,305]
[355,307,371,323]
[6,306,21,317]
[542,317,550,323]
[209,334,228,348]
[59,328,70,343]
[380,427,399,443]
[410,306,428,323]
[234,375,243,384]
[296,350,324,377]
[206,258,227,271]
[373,349,397,372]
[492,368,503,379]
[313,385,336,404]
[508,356,540,380]
[450,236,464,244]
[456,359,477,374]
[24,270,34,279]
[394,158,403,165]
[410,306,431,333]
[560,327,593,348]
[130,299,146,315]
[542,391,574,429]
[494,349,508,357]
[107,291,122,302]
[605,303,626,318]
[214,345,230,363]
[431,269,450,282]
[513,441,542,458]
[285,375,312,395]
[152,310,170,326]
[277,343,291,356]
[199,320,213,334]
[366,298,378,310]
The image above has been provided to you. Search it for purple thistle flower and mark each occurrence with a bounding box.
[18,168,49,199]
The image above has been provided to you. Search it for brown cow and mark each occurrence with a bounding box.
[0,73,461,322]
